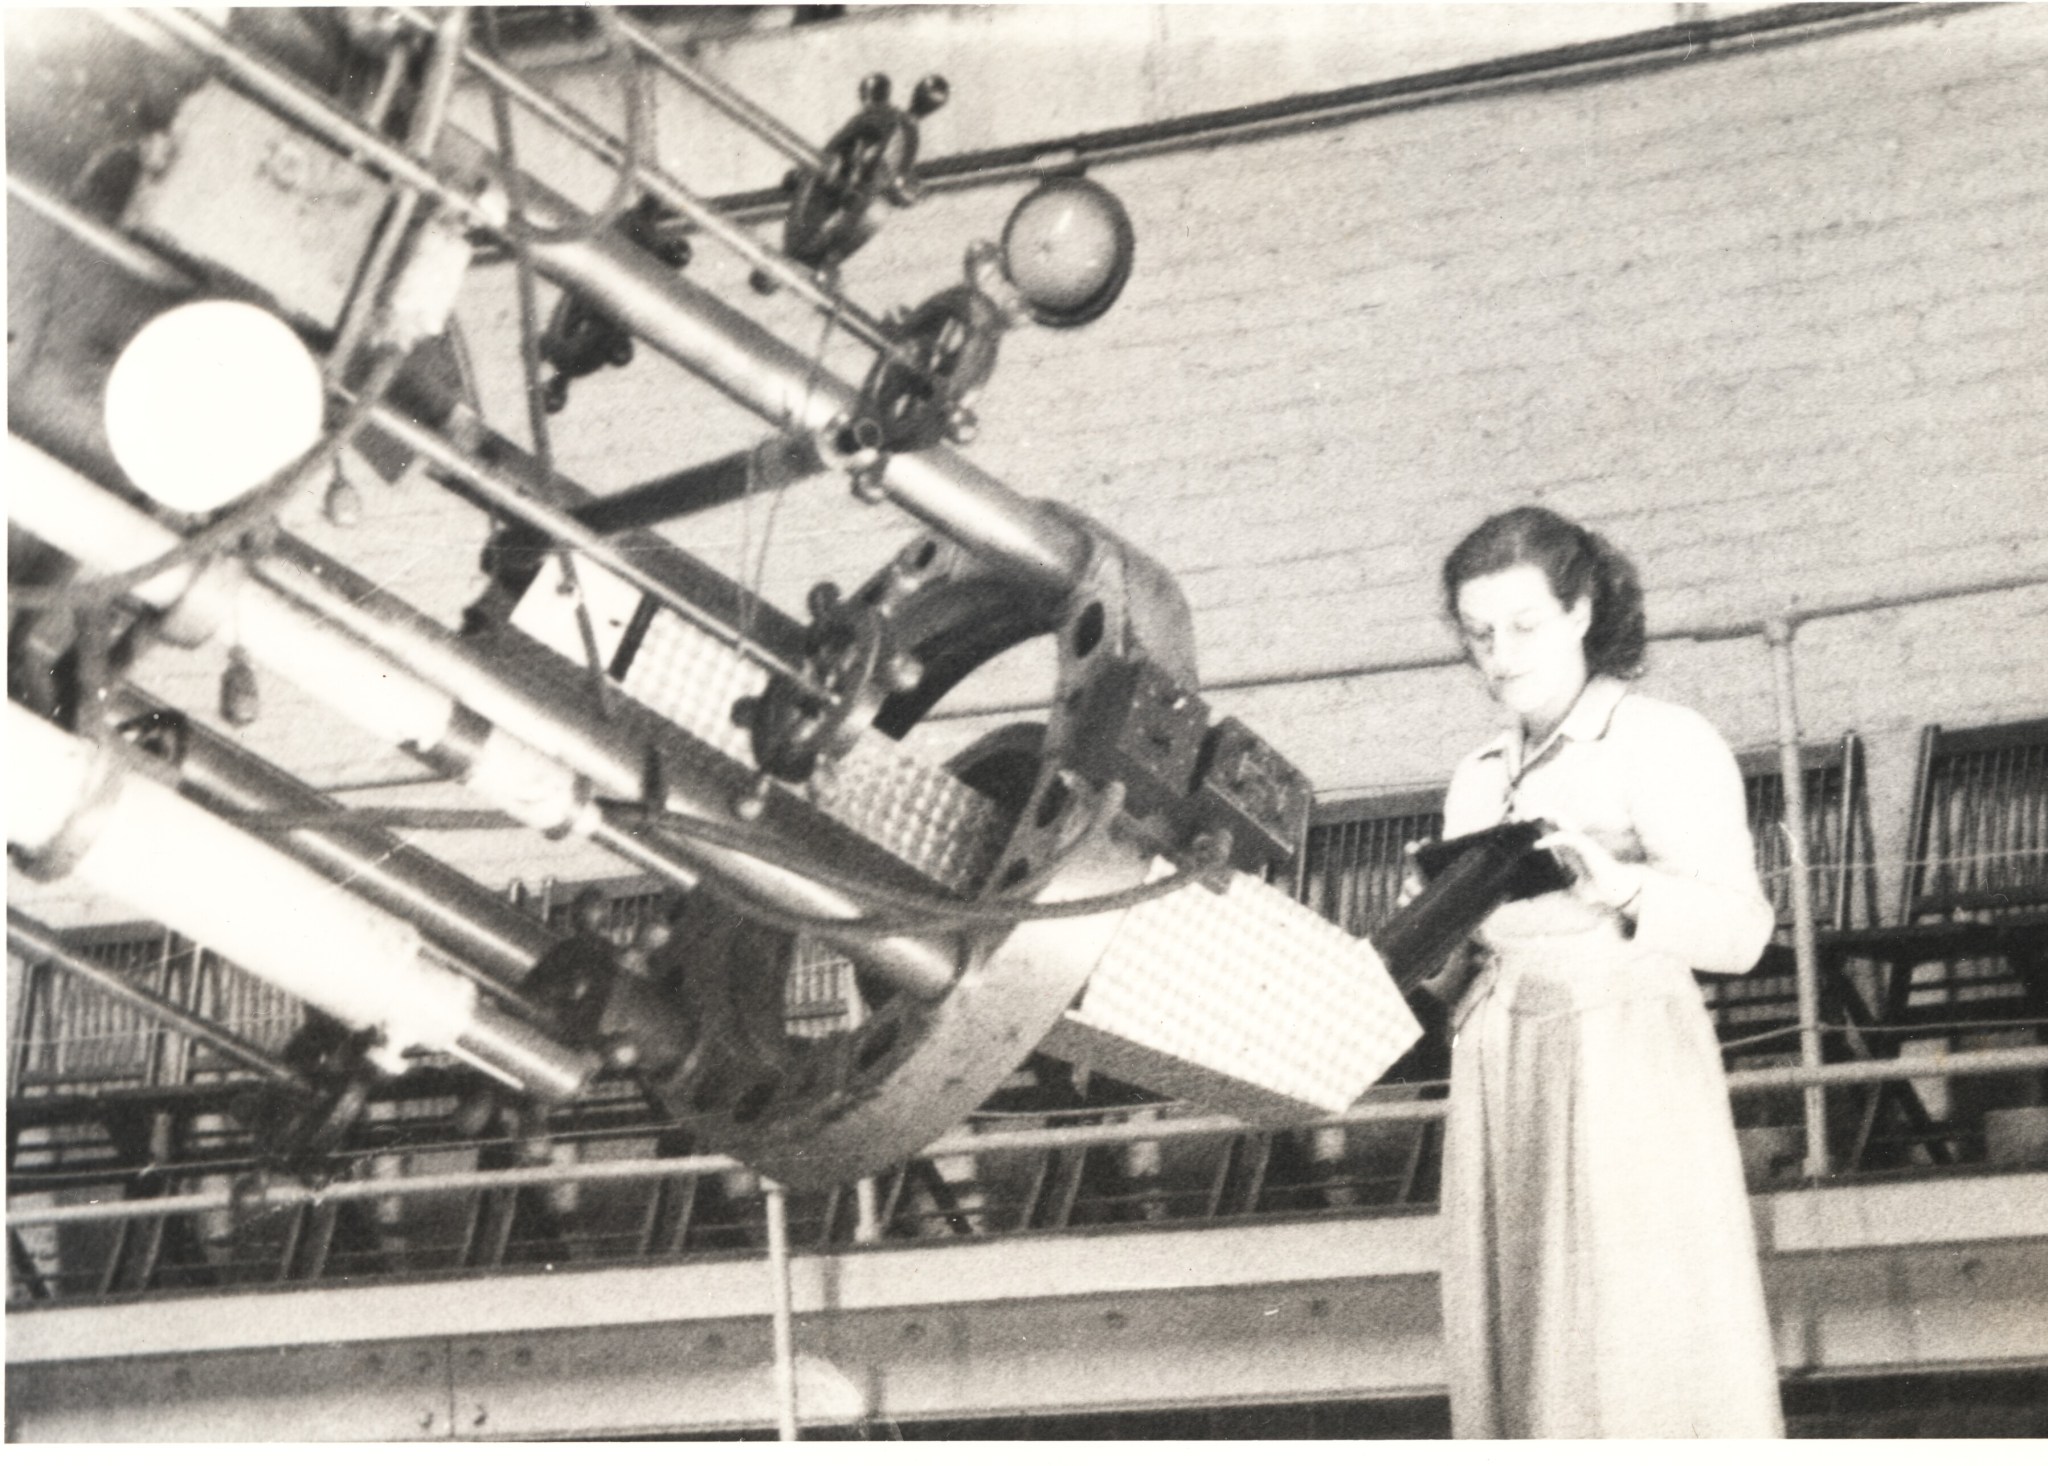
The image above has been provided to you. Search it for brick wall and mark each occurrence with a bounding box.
[535,4,2044,909]
[19,6,2047,922]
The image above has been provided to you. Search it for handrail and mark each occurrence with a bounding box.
[10,1044,2046,1231]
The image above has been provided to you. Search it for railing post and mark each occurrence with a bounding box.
[763,1177,800,1441]
[1764,616,1832,1178]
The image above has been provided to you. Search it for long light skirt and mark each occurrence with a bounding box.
[1439,947,1784,1439]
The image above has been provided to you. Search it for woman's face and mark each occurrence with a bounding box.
[1453,563,1593,731]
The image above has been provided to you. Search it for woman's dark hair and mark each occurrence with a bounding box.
[1440,506,1647,678]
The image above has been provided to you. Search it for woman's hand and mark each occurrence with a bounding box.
[1398,840,1426,907]
[1535,825,1645,914]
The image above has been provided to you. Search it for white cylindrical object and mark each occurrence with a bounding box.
[6,704,477,1054]
[9,434,456,750]
[6,437,208,608]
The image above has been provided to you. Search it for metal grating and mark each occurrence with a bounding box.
[1297,792,1445,941]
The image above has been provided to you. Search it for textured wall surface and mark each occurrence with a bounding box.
[22,4,2047,924]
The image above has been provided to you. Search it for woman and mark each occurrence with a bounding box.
[1428,506,1782,1438]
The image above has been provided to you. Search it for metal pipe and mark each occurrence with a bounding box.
[121,6,1094,596]
[1766,617,1832,1178]
[691,3,1929,224]
[12,1043,2048,1228]
[764,1179,801,1442]
[6,914,312,1094]
[937,572,2048,719]
[362,401,832,696]
[388,9,900,360]
[608,11,826,174]
[104,686,557,1001]
[426,128,1094,599]
[7,1152,747,1229]
[4,173,196,293]
[7,437,959,997]
[571,435,826,535]
[3,703,593,1102]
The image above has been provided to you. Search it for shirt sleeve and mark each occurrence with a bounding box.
[1621,701,1776,974]
[1442,747,1508,840]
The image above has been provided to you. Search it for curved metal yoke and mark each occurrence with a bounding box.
[673,507,1204,1186]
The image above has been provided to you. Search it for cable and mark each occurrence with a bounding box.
[11,347,410,616]
[600,799,1224,935]
[484,24,620,724]
[479,6,649,249]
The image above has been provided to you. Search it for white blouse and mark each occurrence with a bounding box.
[1442,675,1774,976]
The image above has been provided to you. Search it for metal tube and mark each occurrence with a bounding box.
[943,571,2048,718]
[390,9,899,358]
[5,915,311,1093]
[608,11,826,174]
[1766,617,1832,1178]
[8,438,959,998]
[427,129,1094,598]
[366,404,829,695]
[104,687,557,999]
[764,1179,801,1442]
[693,3,1923,222]
[5,173,195,293]
[3,704,592,1101]
[572,436,824,535]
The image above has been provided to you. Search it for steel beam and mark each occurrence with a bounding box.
[8,1173,2045,1440]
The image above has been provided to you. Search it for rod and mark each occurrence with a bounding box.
[6,915,311,1094]
[103,686,557,1003]
[1766,617,1832,1179]
[608,10,826,174]
[387,8,901,361]
[120,5,1096,598]
[693,3,1930,223]
[571,435,827,535]
[15,1045,2048,1228]
[4,173,195,293]
[360,401,834,698]
[934,571,2048,719]
[764,1179,801,1442]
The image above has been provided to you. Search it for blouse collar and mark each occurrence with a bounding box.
[1474,674,1632,783]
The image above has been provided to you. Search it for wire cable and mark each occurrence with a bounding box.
[11,347,410,616]
[478,6,649,249]
[599,799,1224,935]
[483,19,619,722]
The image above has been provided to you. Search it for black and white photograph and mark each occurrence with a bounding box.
[5,1,2045,1442]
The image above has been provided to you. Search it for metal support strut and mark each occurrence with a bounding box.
[1765,616,1832,1178]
